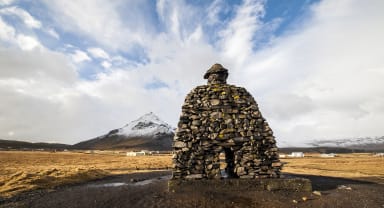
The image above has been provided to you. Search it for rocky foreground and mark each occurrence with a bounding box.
[1,171,383,208]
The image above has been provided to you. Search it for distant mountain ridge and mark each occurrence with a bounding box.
[73,112,174,151]
[307,136,384,151]
[2,113,384,152]
[0,139,70,150]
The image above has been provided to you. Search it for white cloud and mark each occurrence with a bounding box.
[0,47,85,143]
[0,0,15,6]
[0,6,42,28]
[235,0,384,146]
[46,28,60,39]
[1,0,384,147]
[219,0,264,65]
[0,38,220,144]
[0,16,43,51]
[0,16,15,41]
[41,0,153,51]
[16,34,42,50]
[155,0,202,42]
[205,0,225,25]
[70,50,91,63]
[87,47,110,59]
[101,61,111,69]
[0,47,76,82]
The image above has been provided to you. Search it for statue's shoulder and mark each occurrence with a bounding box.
[194,85,209,90]
[227,84,242,89]
[226,84,248,92]
[187,84,249,95]
[187,85,209,93]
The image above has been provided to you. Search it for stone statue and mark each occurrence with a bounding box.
[172,63,281,179]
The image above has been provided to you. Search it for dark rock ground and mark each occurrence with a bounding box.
[1,171,383,208]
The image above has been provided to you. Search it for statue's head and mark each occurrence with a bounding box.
[204,63,228,84]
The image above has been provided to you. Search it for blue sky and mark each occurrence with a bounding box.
[1,0,317,80]
[0,0,383,146]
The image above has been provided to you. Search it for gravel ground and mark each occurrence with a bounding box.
[1,171,383,208]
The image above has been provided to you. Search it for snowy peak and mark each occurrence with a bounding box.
[74,112,174,150]
[117,112,173,137]
[130,112,167,127]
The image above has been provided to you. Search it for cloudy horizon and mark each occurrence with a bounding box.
[1,0,383,146]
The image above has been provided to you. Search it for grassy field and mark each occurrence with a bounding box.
[0,151,172,198]
[281,153,384,183]
[0,151,383,198]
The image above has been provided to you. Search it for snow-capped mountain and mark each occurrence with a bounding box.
[74,112,174,150]
[307,136,384,151]
[117,112,173,137]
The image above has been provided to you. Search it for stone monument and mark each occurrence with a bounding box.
[172,63,282,180]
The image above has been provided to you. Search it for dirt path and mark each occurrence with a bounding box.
[1,171,383,208]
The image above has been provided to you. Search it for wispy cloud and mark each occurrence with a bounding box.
[87,47,110,60]
[71,50,91,63]
[41,0,154,51]
[46,28,60,39]
[0,17,43,50]
[0,16,15,41]
[15,34,43,50]
[0,6,42,28]
[101,61,111,69]
[219,0,265,64]
[0,0,14,6]
[236,0,384,145]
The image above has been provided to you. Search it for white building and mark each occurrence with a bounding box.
[126,151,146,156]
[321,153,336,157]
[374,153,384,157]
[289,152,304,158]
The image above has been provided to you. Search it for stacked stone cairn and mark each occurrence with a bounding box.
[172,64,282,180]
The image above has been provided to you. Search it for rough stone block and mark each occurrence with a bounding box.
[168,177,312,193]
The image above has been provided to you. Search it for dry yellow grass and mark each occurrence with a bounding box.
[0,151,172,198]
[1,151,383,199]
[281,153,384,183]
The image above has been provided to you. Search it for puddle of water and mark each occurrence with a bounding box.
[133,180,152,186]
[87,175,172,188]
[88,182,126,188]
[133,175,171,186]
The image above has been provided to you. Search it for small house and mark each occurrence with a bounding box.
[289,152,304,158]
[374,153,384,157]
[126,151,146,156]
[321,153,336,157]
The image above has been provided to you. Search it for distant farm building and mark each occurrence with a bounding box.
[279,154,287,158]
[321,153,336,158]
[374,153,384,157]
[140,150,152,155]
[289,152,304,158]
[126,151,146,156]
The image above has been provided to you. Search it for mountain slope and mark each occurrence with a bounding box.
[74,112,174,150]
[307,136,384,151]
